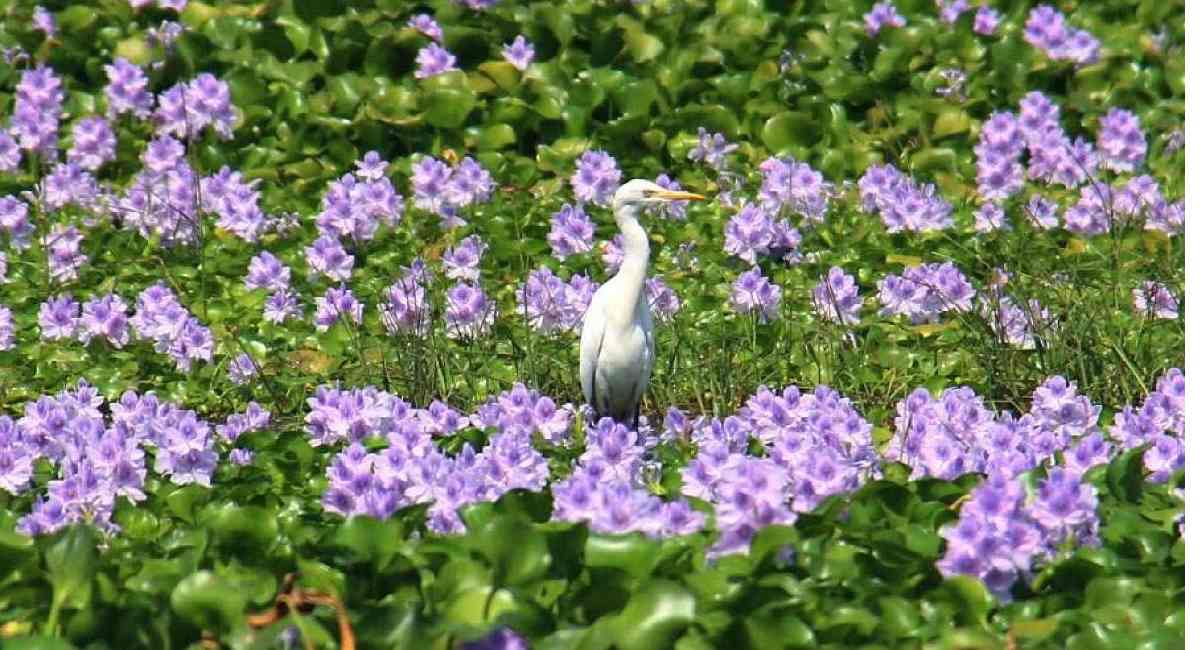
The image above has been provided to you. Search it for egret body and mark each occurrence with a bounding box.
[579,179,704,427]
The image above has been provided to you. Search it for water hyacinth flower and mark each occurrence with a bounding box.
[757,156,830,224]
[105,57,154,118]
[571,150,622,206]
[937,0,969,24]
[0,132,20,172]
[688,127,737,170]
[39,295,80,340]
[146,20,185,49]
[78,294,130,348]
[723,203,774,263]
[502,36,535,71]
[1097,108,1147,173]
[517,267,595,335]
[314,286,364,332]
[1132,281,1179,320]
[305,235,355,282]
[974,6,1001,35]
[445,282,495,340]
[1023,5,1100,67]
[32,6,55,37]
[380,271,432,337]
[1024,194,1059,230]
[973,203,1009,233]
[863,1,906,37]
[730,266,782,322]
[12,65,65,156]
[264,290,303,324]
[443,234,487,282]
[409,155,492,229]
[244,251,291,293]
[415,44,457,79]
[130,283,213,372]
[227,353,258,385]
[600,235,624,275]
[547,203,595,260]
[645,276,681,322]
[0,306,13,350]
[812,266,862,325]
[407,14,443,41]
[857,164,953,233]
[68,117,117,171]
[44,225,89,283]
[978,291,1053,350]
[877,263,976,324]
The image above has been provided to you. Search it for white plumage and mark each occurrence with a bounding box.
[579,179,704,426]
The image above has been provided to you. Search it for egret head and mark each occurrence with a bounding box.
[610,179,705,214]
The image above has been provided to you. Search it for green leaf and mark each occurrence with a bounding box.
[45,526,99,612]
[467,515,551,587]
[422,88,477,129]
[611,580,696,650]
[585,533,662,581]
[762,111,819,153]
[170,570,247,633]
[1106,447,1148,503]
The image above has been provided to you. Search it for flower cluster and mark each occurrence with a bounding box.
[314,286,364,332]
[1096,108,1148,173]
[757,156,830,225]
[410,155,495,229]
[69,117,117,171]
[1023,5,1100,67]
[1109,368,1184,483]
[547,203,596,260]
[11,65,65,157]
[857,164,954,232]
[4,382,219,536]
[723,203,801,264]
[379,262,431,336]
[202,166,277,243]
[877,262,975,324]
[443,234,487,282]
[445,283,495,340]
[688,128,737,170]
[975,111,1025,201]
[571,150,622,206]
[812,266,862,325]
[938,471,1099,601]
[863,2,906,37]
[1132,281,1179,320]
[502,36,535,71]
[130,283,214,371]
[517,267,596,335]
[155,73,236,140]
[472,383,575,445]
[730,266,782,322]
[977,290,1053,349]
[415,44,458,79]
[315,152,404,242]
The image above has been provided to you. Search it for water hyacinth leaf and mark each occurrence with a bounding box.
[44,526,99,612]
[609,579,696,650]
[422,88,477,128]
[584,533,662,581]
[1106,447,1148,503]
[761,111,820,153]
[467,515,551,587]
[934,576,995,627]
[1,638,78,650]
[170,570,247,633]
[743,612,815,648]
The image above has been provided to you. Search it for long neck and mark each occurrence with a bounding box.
[610,203,650,327]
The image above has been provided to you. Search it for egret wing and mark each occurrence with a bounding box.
[578,295,607,410]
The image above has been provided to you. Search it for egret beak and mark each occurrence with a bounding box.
[650,189,706,201]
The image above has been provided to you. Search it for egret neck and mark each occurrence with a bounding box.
[610,202,651,328]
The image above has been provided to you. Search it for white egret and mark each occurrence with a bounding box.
[579,179,705,427]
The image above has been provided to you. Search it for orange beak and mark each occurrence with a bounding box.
[649,189,706,201]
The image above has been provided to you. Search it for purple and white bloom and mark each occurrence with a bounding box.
[937,0,970,24]
[878,262,976,324]
[547,203,595,260]
[758,156,830,224]
[68,117,117,171]
[264,290,303,324]
[146,20,185,49]
[517,268,595,334]
[443,234,487,282]
[723,204,774,264]
[1024,5,1101,67]
[1132,281,1179,320]
[812,266,862,325]
[600,235,624,275]
[355,151,389,180]
[730,267,782,322]
[645,276,681,322]
[688,128,737,170]
[502,36,535,71]
[11,65,65,156]
[1025,194,1060,230]
[245,252,291,293]
[407,14,443,41]
[43,225,88,284]
[315,286,364,332]
[974,6,1001,35]
[445,282,495,340]
[858,164,953,232]
[305,235,355,282]
[78,294,130,348]
[228,353,258,385]
[571,150,622,206]
[415,44,458,79]
[32,6,55,37]
[863,1,906,37]
[1097,108,1147,173]
[974,203,1009,233]
[0,306,13,351]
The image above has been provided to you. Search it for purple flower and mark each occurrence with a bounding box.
[155,74,237,139]
[757,156,829,224]
[645,276,681,322]
[547,203,595,260]
[723,204,774,264]
[44,225,88,283]
[812,266,861,325]
[0,196,32,248]
[264,290,303,323]
[858,164,953,232]
[0,132,20,172]
[33,6,55,37]
[410,155,453,213]
[305,235,355,282]
[1025,194,1059,230]
[245,251,291,292]
[877,263,976,324]
[314,286,364,332]
[11,65,65,156]
[78,294,130,347]
[68,117,117,171]
[1132,281,1178,320]
[0,306,13,351]
[1063,183,1114,236]
[445,282,495,340]
[688,128,737,170]
[355,151,389,180]
[131,283,213,371]
[228,353,258,385]
[502,36,535,71]
[1024,5,1100,67]
[445,157,495,209]
[443,234,487,282]
[517,267,595,334]
[974,6,1001,35]
[147,20,185,49]
[937,0,970,24]
[973,203,1009,233]
[863,1,906,37]
[571,150,622,206]
[415,44,458,79]
[407,14,443,41]
[462,627,528,650]
[730,267,782,322]
[977,292,1053,350]
[1097,108,1147,173]
[380,273,431,337]
[229,449,254,466]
